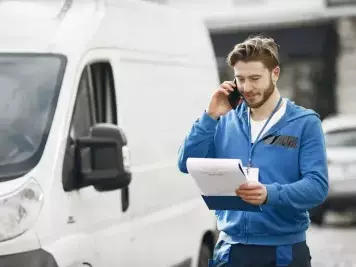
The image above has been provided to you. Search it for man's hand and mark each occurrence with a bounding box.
[206,81,236,120]
[235,182,267,205]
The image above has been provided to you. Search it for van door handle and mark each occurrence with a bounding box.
[121,186,129,212]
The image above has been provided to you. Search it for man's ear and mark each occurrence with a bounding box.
[272,66,280,82]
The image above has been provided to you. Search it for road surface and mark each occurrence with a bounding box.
[308,212,356,267]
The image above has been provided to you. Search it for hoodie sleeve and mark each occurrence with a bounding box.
[265,115,329,209]
[177,111,219,173]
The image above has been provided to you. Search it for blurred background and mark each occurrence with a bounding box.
[143,0,356,266]
[145,0,356,120]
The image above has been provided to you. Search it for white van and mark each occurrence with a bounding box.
[0,0,220,266]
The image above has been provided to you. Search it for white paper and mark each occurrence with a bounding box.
[186,158,248,196]
[244,167,259,182]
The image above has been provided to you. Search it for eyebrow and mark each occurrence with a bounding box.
[235,74,262,78]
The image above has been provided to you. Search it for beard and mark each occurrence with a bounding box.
[245,78,275,109]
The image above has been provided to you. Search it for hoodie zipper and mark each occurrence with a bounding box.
[240,99,286,241]
[244,121,290,241]
[237,100,314,239]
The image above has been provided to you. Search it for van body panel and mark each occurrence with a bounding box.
[0,0,220,266]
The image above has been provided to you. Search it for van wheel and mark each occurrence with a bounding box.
[198,242,212,267]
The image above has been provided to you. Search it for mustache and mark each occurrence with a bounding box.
[239,82,275,95]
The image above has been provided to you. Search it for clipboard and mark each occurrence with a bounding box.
[201,195,262,212]
[187,158,262,212]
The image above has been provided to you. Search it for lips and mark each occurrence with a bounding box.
[244,94,255,99]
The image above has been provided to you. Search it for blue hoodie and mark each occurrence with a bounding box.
[178,99,328,246]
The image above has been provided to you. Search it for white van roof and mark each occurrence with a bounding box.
[0,0,64,52]
[0,0,214,65]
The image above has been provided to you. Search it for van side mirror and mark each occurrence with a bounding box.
[75,123,131,191]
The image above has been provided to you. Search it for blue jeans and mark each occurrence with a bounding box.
[209,240,312,267]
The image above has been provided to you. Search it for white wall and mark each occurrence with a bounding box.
[336,17,356,114]
[144,0,356,114]
[158,0,325,31]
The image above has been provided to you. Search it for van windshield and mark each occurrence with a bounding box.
[0,54,66,181]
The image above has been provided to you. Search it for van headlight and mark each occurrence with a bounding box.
[0,178,44,242]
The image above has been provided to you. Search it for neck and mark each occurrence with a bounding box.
[250,88,281,121]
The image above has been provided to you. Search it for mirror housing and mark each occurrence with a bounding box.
[75,123,131,191]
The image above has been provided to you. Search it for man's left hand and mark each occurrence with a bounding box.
[235,182,267,205]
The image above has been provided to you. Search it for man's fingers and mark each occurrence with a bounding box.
[221,82,235,92]
[240,197,261,205]
[239,182,262,190]
[223,81,236,87]
[236,189,262,196]
[217,88,230,96]
[240,195,263,201]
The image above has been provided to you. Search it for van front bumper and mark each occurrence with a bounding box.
[0,249,59,267]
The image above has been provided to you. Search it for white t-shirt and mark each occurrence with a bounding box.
[249,98,287,143]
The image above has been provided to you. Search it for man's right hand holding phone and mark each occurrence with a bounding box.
[206,81,237,120]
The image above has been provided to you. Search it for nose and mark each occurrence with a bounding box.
[240,80,254,94]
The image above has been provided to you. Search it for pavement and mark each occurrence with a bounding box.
[308,212,356,267]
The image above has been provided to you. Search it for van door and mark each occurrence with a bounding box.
[62,51,132,267]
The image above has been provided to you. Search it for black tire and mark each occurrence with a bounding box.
[197,242,212,267]
[309,205,326,226]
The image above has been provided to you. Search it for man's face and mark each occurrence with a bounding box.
[234,61,279,109]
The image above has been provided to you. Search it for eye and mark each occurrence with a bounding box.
[250,77,260,81]
[237,78,245,83]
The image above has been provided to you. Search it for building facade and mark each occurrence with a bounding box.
[145,0,356,118]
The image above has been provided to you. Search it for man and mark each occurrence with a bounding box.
[177,35,328,266]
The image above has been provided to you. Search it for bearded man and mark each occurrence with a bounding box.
[177,35,328,267]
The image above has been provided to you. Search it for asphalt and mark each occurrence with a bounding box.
[308,212,356,267]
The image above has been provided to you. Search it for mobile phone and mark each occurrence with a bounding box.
[228,78,243,109]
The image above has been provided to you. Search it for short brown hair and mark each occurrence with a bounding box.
[226,34,280,70]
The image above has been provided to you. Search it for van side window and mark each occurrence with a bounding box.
[70,62,117,138]
[70,66,95,139]
[89,62,117,125]
[63,61,117,192]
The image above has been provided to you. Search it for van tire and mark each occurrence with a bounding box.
[197,242,212,267]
